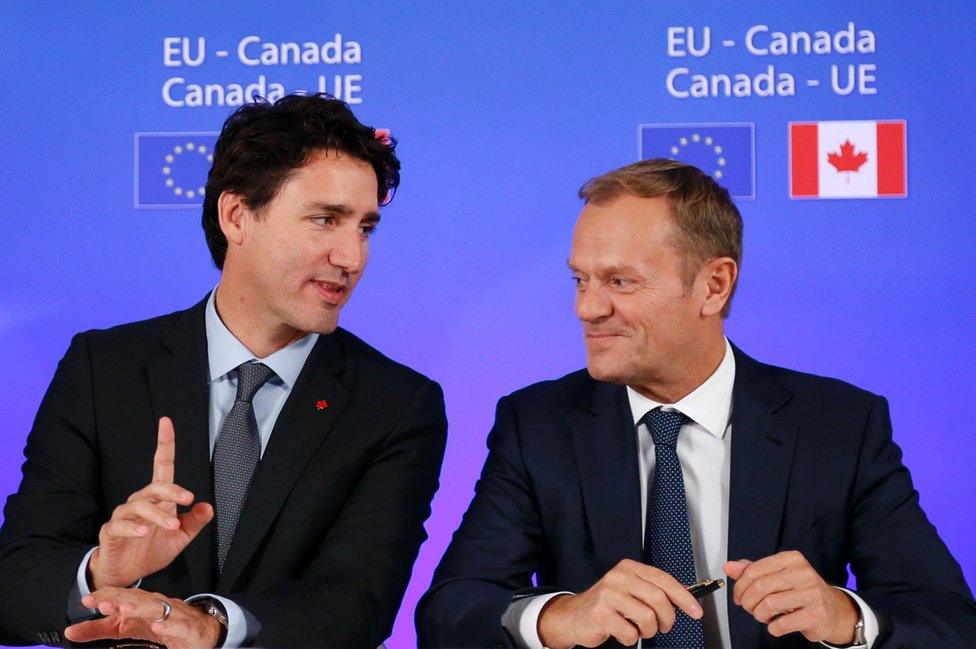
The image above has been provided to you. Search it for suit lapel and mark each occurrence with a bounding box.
[217,333,351,591]
[569,380,643,572]
[726,345,798,649]
[146,296,216,595]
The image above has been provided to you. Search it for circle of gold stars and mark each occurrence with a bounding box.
[161,141,213,199]
[668,132,726,180]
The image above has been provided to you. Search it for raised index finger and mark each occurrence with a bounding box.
[152,417,176,484]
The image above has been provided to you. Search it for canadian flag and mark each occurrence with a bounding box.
[790,120,907,199]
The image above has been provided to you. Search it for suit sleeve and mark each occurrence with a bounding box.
[0,334,102,645]
[847,396,976,647]
[416,396,552,649]
[226,379,448,649]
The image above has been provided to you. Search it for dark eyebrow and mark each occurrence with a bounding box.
[308,202,381,222]
[308,202,352,215]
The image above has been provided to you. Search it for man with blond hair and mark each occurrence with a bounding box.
[417,159,975,648]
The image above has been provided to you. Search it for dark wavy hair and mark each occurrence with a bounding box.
[202,93,400,269]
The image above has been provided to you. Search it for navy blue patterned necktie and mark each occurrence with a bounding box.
[213,361,275,572]
[642,407,705,648]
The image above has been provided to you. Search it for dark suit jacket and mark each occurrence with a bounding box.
[416,345,976,648]
[0,296,447,648]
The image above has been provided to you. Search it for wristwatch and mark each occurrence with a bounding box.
[191,598,228,645]
[852,614,866,645]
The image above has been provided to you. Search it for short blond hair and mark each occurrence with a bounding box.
[579,158,743,316]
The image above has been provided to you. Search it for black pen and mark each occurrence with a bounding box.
[687,578,725,599]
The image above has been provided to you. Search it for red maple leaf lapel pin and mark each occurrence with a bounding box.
[827,139,868,176]
[315,399,329,411]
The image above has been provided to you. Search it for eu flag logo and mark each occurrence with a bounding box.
[134,132,218,208]
[639,123,755,200]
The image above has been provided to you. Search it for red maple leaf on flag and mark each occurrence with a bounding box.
[827,139,868,174]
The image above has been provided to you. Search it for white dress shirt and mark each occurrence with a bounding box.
[506,339,878,649]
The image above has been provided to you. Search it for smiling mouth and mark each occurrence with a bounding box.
[311,279,346,305]
[586,331,625,339]
[585,332,628,346]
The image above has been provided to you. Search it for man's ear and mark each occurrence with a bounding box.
[217,191,249,247]
[700,257,738,317]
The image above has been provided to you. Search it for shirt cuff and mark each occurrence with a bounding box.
[820,587,879,649]
[76,549,97,599]
[501,592,573,649]
[186,594,258,648]
[68,547,99,622]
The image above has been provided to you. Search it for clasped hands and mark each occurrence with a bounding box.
[64,417,222,648]
[538,552,859,648]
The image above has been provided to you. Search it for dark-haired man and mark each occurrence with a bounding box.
[0,94,447,648]
[417,159,975,648]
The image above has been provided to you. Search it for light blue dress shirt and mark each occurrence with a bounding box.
[72,290,318,647]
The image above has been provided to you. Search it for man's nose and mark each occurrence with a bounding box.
[329,227,366,274]
[575,285,612,322]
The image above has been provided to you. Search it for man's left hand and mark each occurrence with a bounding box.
[64,587,223,649]
[725,550,859,645]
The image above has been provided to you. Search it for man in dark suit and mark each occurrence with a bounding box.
[416,159,976,648]
[0,94,447,648]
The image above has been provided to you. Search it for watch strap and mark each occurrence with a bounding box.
[192,598,229,646]
[853,614,867,644]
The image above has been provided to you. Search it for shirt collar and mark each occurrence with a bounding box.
[205,288,319,389]
[625,338,736,439]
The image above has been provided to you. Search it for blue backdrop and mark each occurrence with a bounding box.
[2,2,974,646]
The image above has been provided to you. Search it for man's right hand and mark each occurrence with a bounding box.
[537,559,703,649]
[88,417,213,590]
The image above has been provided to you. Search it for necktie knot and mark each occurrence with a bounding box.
[234,362,275,403]
[641,407,690,447]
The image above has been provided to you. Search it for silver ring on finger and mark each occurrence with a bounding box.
[153,599,172,623]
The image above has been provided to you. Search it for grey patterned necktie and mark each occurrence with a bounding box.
[213,361,275,572]
[642,407,705,648]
